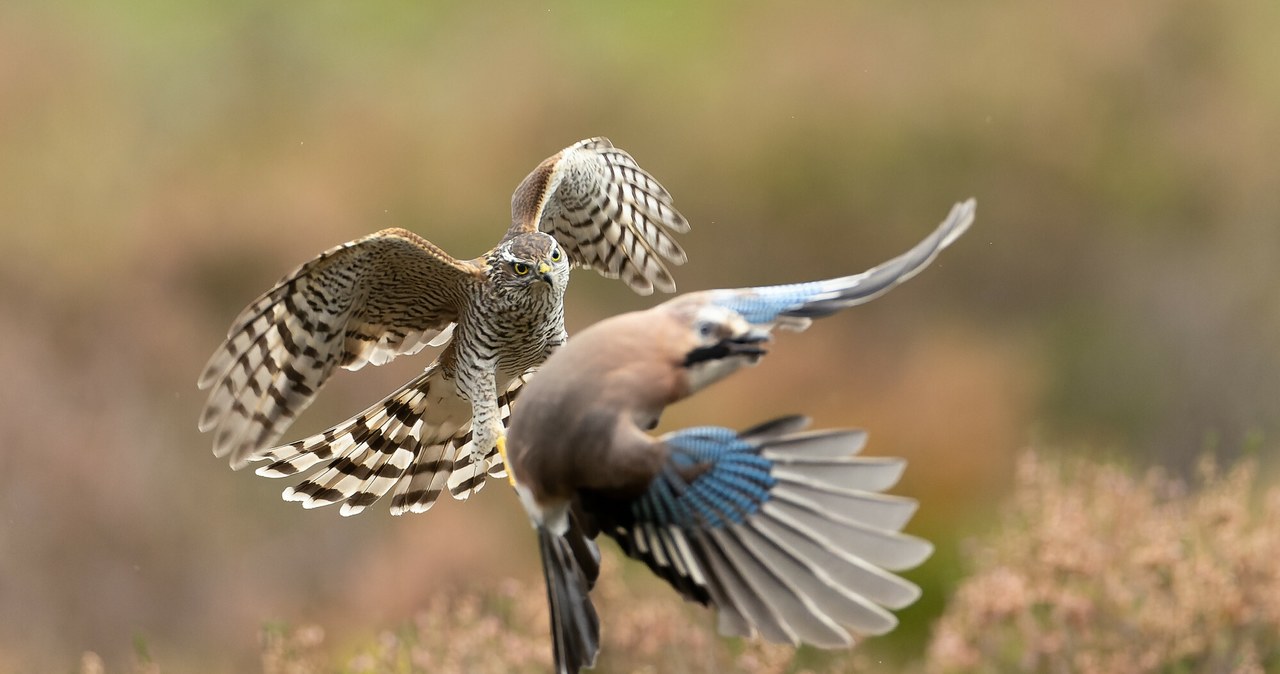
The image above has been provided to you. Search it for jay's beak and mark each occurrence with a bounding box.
[724,329,770,359]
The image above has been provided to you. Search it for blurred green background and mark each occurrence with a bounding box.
[2,0,1278,671]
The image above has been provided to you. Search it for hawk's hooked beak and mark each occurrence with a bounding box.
[537,261,553,285]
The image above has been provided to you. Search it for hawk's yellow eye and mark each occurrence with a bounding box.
[513,262,530,275]
[550,248,562,262]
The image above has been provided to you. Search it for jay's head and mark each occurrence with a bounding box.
[674,303,771,392]
[493,232,569,291]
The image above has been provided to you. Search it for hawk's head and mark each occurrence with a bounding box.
[491,232,570,292]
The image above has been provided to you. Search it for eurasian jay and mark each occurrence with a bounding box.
[505,199,975,672]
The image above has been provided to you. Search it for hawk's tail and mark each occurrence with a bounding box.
[250,364,524,516]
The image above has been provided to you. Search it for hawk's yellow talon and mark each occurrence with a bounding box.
[497,435,517,487]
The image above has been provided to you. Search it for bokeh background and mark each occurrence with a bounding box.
[3,0,1278,672]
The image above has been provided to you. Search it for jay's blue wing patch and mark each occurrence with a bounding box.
[593,418,934,646]
[632,426,777,529]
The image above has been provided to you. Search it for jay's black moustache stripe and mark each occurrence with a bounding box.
[682,338,769,367]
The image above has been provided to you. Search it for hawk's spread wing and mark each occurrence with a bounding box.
[198,228,480,469]
[507,137,689,295]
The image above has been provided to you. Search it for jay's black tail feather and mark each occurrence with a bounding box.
[539,526,600,673]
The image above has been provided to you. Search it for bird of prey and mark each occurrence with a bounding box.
[506,198,974,673]
[197,138,689,516]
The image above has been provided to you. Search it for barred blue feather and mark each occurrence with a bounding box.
[635,427,776,529]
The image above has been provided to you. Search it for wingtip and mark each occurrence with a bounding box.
[389,501,435,517]
[196,355,222,390]
[859,613,901,637]
[670,214,693,234]
[940,198,977,249]
[631,282,658,296]
[873,457,910,492]
[196,393,226,434]
[252,460,290,483]
[566,137,614,154]
[845,429,869,455]
[898,535,935,571]
[227,455,253,472]
[885,581,924,611]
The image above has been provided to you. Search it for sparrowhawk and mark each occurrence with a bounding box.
[198,138,689,516]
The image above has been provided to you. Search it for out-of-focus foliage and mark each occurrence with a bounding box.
[3,0,1278,671]
[104,557,880,674]
[80,452,1280,674]
[926,453,1280,674]
[252,569,843,674]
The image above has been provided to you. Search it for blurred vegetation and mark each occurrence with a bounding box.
[2,0,1278,672]
[79,451,1280,674]
[926,453,1280,674]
